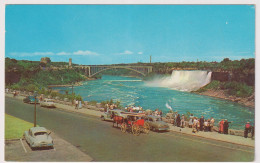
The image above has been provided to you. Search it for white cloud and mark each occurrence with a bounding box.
[57,51,71,55]
[9,50,99,57]
[73,50,98,56]
[138,52,143,55]
[119,50,133,55]
[9,52,54,57]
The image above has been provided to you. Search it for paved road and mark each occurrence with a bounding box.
[5,97,254,161]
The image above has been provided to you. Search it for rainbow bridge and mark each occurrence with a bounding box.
[74,65,153,77]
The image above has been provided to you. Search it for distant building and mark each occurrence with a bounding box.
[40,57,51,64]
[69,58,72,67]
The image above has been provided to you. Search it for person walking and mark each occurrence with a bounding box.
[199,116,204,131]
[219,119,224,134]
[244,122,251,138]
[210,117,215,132]
[189,114,194,128]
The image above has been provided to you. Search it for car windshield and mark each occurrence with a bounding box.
[34,132,47,136]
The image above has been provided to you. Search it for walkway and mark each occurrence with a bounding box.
[5,93,254,147]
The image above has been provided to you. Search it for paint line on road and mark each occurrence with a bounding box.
[162,133,254,154]
[20,139,27,153]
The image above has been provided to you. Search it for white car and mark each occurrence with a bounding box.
[40,99,56,108]
[24,127,54,150]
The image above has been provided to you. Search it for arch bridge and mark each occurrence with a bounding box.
[74,65,153,77]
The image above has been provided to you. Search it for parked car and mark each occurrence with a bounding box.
[100,109,127,121]
[40,99,56,108]
[145,115,170,131]
[23,96,39,104]
[24,127,53,150]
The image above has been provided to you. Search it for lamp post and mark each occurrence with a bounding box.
[33,91,38,127]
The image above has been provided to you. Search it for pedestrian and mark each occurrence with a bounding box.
[176,114,181,127]
[75,100,78,109]
[219,119,224,134]
[189,114,194,128]
[244,122,251,138]
[159,110,163,117]
[199,116,204,131]
[181,114,185,128]
[204,120,208,132]
[192,117,198,133]
[223,119,230,134]
[210,117,215,132]
[174,112,178,126]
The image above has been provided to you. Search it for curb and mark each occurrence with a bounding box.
[169,129,254,148]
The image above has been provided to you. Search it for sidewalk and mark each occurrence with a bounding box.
[5,93,255,148]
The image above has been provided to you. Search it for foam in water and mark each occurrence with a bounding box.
[146,70,212,92]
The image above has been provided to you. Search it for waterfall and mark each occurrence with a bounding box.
[145,70,212,92]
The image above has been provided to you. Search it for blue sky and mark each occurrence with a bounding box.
[5,5,255,65]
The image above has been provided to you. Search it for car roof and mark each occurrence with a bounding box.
[147,115,161,119]
[30,127,47,134]
[110,109,124,113]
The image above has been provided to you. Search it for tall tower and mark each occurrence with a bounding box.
[69,58,72,67]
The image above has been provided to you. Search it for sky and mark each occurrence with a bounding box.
[5,5,255,65]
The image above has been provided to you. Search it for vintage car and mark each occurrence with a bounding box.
[145,115,170,131]
[24,127,53,149]
[100,109,127,121]
[40,99,56,108]
[23,96,39,104]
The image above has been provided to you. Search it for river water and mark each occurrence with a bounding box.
[54,75,254,129]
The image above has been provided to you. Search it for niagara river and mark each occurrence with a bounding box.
[54,74,254,130]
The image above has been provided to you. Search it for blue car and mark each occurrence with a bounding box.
[23,96,39,104]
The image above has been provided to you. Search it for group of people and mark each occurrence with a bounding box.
[173,113,231,134]
[153,109,163,117]
[218,119,232,134]
[104,103,118,112]
[124,105,143,113]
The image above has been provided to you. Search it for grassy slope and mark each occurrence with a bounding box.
[5,114,34,139]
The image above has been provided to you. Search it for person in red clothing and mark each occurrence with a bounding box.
[244,122,251,138]
[218,119,224,134]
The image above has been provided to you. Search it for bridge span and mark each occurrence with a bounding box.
[74,65,153,77]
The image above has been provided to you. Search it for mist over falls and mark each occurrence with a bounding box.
[145,70,212,92]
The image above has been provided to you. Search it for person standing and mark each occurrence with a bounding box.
[192,117,198,133]
[219,119,224,134]
[176,114,181,127]
[189,114,194,128]
[75,100,78,109]
[244,122,251,138]
[204,120,208,132]
[210,117,215,132]
[199,116,204,131]
[181,114,185,128]
[223,119,230,134]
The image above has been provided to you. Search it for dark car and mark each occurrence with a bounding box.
[23,96,39,104]
[145,115,170,131]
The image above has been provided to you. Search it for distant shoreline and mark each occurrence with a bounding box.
[195,90,255,108]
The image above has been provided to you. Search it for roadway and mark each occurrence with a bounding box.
[5,96,254,161]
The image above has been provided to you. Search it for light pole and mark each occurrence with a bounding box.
[33,91,38,127]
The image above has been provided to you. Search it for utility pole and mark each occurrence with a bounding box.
[150,55,152,64]
[33,91,37,127]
